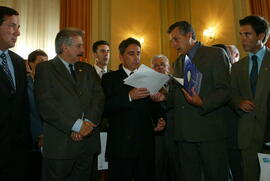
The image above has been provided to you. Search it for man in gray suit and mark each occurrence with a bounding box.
[34,28,105,181]
[231,15,270,181]
[167,21,230,181]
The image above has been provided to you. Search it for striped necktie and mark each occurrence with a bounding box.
[0,53,15,90]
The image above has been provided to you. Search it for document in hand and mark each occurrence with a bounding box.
[124,64,170,94]
[258,153,270,181]
[183,56,202,95]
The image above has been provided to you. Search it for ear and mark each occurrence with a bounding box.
[119,54,124,63]
[258,33,266,42]
[93,52,97,59]
[61,44,68,53]
[187,32,193,39]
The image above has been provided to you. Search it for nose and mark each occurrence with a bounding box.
[14,27,20,36]
[81,46,85,53]
[171,41,177,48]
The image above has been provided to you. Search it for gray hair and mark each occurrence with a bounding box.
[55,28,84,54]
[151,54,169,66]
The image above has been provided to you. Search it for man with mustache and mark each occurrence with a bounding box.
[34,28,105,181]
[0,6,32,181]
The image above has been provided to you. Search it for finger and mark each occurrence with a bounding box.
[191,87,197,96]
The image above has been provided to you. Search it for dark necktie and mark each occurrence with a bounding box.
[68,64,76,81]
[0,53,15,90]
[129,71,134,76]
[250,55,258,97]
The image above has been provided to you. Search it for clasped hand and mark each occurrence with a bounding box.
[70,121,97,142]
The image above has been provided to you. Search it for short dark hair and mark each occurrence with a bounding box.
[0,6,19,25]
[239,15,270,43]
[28,49,48,63]
[92,40,110,53]
[167,21,196,40]
[118,37,141,55]
[55,28,84,54]
[212,44,232,65]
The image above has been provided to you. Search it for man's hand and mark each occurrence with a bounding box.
[150,92,166,102]
[154,118,166,131]
[79,121,97,137]
[70,132,83,142]
[239,100,255,112]
[182,88,203,107]
[129,88,150,100]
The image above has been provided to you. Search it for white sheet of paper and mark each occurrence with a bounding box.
[124,64,170,94]
[173,77,184,86]
[97,132,108,170]
[258,153,270,181]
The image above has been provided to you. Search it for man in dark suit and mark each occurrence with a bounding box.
[167,21,230,181]
[93,40,110,79]
[91,40,111,181]
[0,6,32,181]
[26,49,48,181]
[151,54,181,181]
[230,15,270,181]
[102,37,166,181]
[34,28,105,181]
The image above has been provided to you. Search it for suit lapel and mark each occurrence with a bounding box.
[239,57,253,99]
[0,66,13,89]
[52,57,76,84]
[51,57,80,97]
[74,62,84,86]
[255,49,270,101]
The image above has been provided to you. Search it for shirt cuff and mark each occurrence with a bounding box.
[71,119,83,132]
[84,118,93,123]
[128,94,132,102]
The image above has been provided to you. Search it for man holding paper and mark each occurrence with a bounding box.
[167,21,230,181]
[101,37,166,181]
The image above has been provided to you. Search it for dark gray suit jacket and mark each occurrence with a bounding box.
[34,57,105,159]
[231,48,270,149]
[168,44,231,142]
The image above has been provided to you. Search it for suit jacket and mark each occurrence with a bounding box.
[101,68,164,159]
[168,44,231,142]
[34,57,105,159]
[94,65,111,132]
[230,48,270,149]
[27,76,43,150]
[0,50,32,166]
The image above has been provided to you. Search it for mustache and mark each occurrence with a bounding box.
[77,53,84,57]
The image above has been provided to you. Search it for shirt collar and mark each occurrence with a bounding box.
[94,64,107,73]
[122,66,137,76]
[58,56,74,72]
[0,50,8,56]
[187,41,201,60]
[248,46,266,60]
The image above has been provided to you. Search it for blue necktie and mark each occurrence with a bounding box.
[0,53,15,90]
[250,55,258,97]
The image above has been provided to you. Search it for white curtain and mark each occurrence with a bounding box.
[0,0,60,59]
